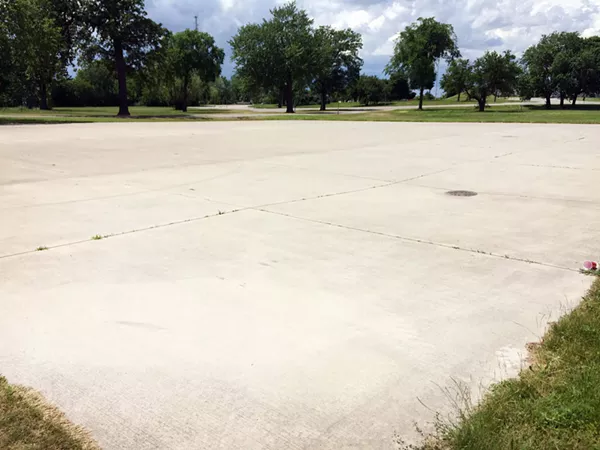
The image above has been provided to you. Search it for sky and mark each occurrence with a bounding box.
[145,0,600,84]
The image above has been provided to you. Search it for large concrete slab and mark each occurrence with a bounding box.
[1,121,598,449]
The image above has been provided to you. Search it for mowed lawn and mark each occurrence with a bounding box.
[271,105,600,124]
[0,106,256,116]
[2,104,600,124]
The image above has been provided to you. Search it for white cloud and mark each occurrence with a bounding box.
[145,0,600,77]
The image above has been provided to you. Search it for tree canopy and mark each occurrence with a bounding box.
[465,51,521,111]
[230,1,315,113]
[386,17,459,110]
[167,30,224,112]
[81,0,168,115]
[312,26,362,110]
[2,0,600,114]
[440,58,469,101]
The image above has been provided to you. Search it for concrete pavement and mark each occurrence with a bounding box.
[1,121,598,449]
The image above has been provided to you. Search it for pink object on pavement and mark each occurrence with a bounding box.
[583,261,598,270]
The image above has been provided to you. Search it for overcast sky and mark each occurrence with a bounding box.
[145,0,600,80]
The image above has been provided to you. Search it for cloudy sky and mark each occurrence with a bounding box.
[146,0,600,81]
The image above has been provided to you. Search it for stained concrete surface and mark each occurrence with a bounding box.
[0,121,598,449]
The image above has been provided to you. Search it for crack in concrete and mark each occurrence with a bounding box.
[253,207,577,273]
[0,207,246,260]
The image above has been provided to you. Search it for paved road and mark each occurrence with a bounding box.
[1,121,598,449]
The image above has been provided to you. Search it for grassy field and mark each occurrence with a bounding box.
[416,276,600,450]
[0,106,253,117]
[265,105,600,124]
[2,104,600,124]
[0,376,99,450]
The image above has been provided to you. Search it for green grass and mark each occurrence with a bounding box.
[2,104,600,125]
[417,276,600,450]
[0,106,249,118]
[257,105,600,124]
[0,376,99,450]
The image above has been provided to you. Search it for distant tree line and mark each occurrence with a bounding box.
[1,0,599,115]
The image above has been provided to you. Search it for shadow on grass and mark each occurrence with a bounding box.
[527,103,600,111]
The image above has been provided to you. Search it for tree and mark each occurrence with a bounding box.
[4,0,64,109]
[211,77,236,104]
[386,17,459,110]
[230,1,315,113]
[440,58,469,101]
[355,75,388,105]
[167,30,224,112]
[81,0,168,116]
[312,26,362,111]
[522,34,559,109]
[464,51,521,112]
[567,37,600,105]
[387,71,411,100]
[547,33,582,107]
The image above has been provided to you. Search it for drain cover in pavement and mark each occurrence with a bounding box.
[446,190,478,197]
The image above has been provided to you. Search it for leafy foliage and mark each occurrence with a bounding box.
[312,26,362,110]
[386,17,459,109]
[167,30,224,111]
[441,58,469,101]
[230,1,315,113]
[81,0,168,115]
[464,51,521,111]
[355,75,389,105]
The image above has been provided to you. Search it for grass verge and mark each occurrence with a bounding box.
[415,276,600,450]
[2,105,600,125]
[0,376,100,450]
[260,105,600,124]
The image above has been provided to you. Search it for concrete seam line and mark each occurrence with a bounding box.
[254,207,578,273]
[0,207,251,260]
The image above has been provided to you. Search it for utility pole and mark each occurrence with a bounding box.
[194,15,198,31]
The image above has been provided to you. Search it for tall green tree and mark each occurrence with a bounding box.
[440,58,469,101]
[464,51,521,111]
[167,30,224,112]
[386,17,459,110]
[5,0,64,109]
[230,1,315,113]
[522,34,560,109]
[81,0,168,116]
[568,37,600,105]
[312,26,362,111]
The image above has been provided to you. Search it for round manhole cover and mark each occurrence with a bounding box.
[446,190,478,197]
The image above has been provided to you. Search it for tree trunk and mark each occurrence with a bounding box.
[418,87,424,110]
[493,93,497,102]
[457,91,461,102]
[320,91,326,111]
[478,97,486,112]
[545,94,551,109]
[560,92,565,108]
[572,95,577,106]
[285,76,294,113]
[182,76,189,112]
[39,82,49,110]
[114,40,130,117]
[278,87,283,108]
